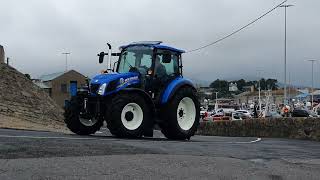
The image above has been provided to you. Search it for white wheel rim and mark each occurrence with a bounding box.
[177,97,196,131]
[121,103,144,130]
[79,113,98,127]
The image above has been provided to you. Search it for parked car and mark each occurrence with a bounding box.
[264,111,282,118]
[212,114,230,121]
[235,110,252,118]
[200,107,207,119]
[291,109,318,117]
[203,113,230,122]
[231,112,252,121]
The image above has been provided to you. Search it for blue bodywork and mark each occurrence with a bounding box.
[160,77,195,104]
[90,72,140,96]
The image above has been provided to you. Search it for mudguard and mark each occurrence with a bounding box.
[160,77,196,104]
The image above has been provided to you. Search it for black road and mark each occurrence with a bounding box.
[0,128,320,180]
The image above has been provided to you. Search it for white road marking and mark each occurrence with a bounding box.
[228,138,262,144]
[0,134,262,144]
[96,131,103,134]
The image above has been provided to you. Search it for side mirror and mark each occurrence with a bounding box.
[162,53,171,63]
[98,52,105,64]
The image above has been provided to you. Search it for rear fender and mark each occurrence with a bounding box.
[160,77,196,104]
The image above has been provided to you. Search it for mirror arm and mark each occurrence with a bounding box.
[112,61,118,72]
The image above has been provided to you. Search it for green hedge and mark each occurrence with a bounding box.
[197,118,320,141]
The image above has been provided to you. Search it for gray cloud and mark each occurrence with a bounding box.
[1,0,319,87]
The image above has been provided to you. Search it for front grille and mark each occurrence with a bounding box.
[90,84,100,94]
[106,80,118,91]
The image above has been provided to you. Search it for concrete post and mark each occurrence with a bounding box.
[0,45,4,63]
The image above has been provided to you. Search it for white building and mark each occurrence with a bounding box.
[229,83,238,92]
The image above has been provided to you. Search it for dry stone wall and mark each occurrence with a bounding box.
[0,63,63,124]
[197,118,320,141]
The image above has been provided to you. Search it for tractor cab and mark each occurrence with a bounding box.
[95,41,185,102]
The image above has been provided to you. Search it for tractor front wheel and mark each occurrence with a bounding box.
[64,96,103,135]
[106,92,151,138]
[160,87,200,140]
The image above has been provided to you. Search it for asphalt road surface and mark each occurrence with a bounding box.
[0,128,320,180]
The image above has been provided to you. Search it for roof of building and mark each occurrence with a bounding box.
[39,70,87,82]
[311,90,320,95]
[33,81,50,89]
[120,41,185,53]
[295,93,309,98]
[39,71,65,82]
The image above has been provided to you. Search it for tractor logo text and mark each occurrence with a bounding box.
[118,76,139,88]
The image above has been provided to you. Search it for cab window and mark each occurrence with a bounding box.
[155,50,180,78]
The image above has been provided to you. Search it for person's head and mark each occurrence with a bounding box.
[155,55,161,66]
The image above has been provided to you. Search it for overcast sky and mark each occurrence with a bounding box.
[1,0,319,87]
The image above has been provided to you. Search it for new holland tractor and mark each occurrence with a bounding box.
[64,41,200,140]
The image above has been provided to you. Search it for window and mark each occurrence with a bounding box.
[118,46,153,74]
[140,54,152,68]
[61,84,67,93]
[155,50,179,77]
[118,51,136,73]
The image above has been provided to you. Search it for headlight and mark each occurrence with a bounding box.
[98,83,107,95]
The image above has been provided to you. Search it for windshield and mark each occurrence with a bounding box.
[118,46,153,74]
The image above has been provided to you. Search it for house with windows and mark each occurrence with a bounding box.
[34,70,87,107]
[234,89,299,106]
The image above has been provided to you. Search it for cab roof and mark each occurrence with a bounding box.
[120,41,185,53]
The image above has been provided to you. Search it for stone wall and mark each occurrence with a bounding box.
[197,118,320,141]
[0,45,4,63]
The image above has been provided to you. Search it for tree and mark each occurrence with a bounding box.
[266,79,278,90]
[24,74,31,80]
[208,78,279,99]
[260,78,266,90]
[209,79,228,91]
[235,79,246,91]
[210,79,232,98]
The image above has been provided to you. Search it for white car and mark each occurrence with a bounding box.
[235,110,252,118]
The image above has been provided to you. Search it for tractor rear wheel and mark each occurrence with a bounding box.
[106,92,151,138]
[160,87,200,140]
[64,96,103,135]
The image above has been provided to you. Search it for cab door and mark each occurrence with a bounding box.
[152,49,180,102]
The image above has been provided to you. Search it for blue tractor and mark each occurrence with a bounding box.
[64,41,200,140]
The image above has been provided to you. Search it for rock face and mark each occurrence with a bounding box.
[0,63,64,124]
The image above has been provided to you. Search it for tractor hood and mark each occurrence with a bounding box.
[90,72,139,85]
[90,72,141,96]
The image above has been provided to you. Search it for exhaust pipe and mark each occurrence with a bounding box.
[107,43,112,72]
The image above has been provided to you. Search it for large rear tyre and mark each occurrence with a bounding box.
[160,87,200,140]
[106,92,151,138]
[64,96,103,135]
